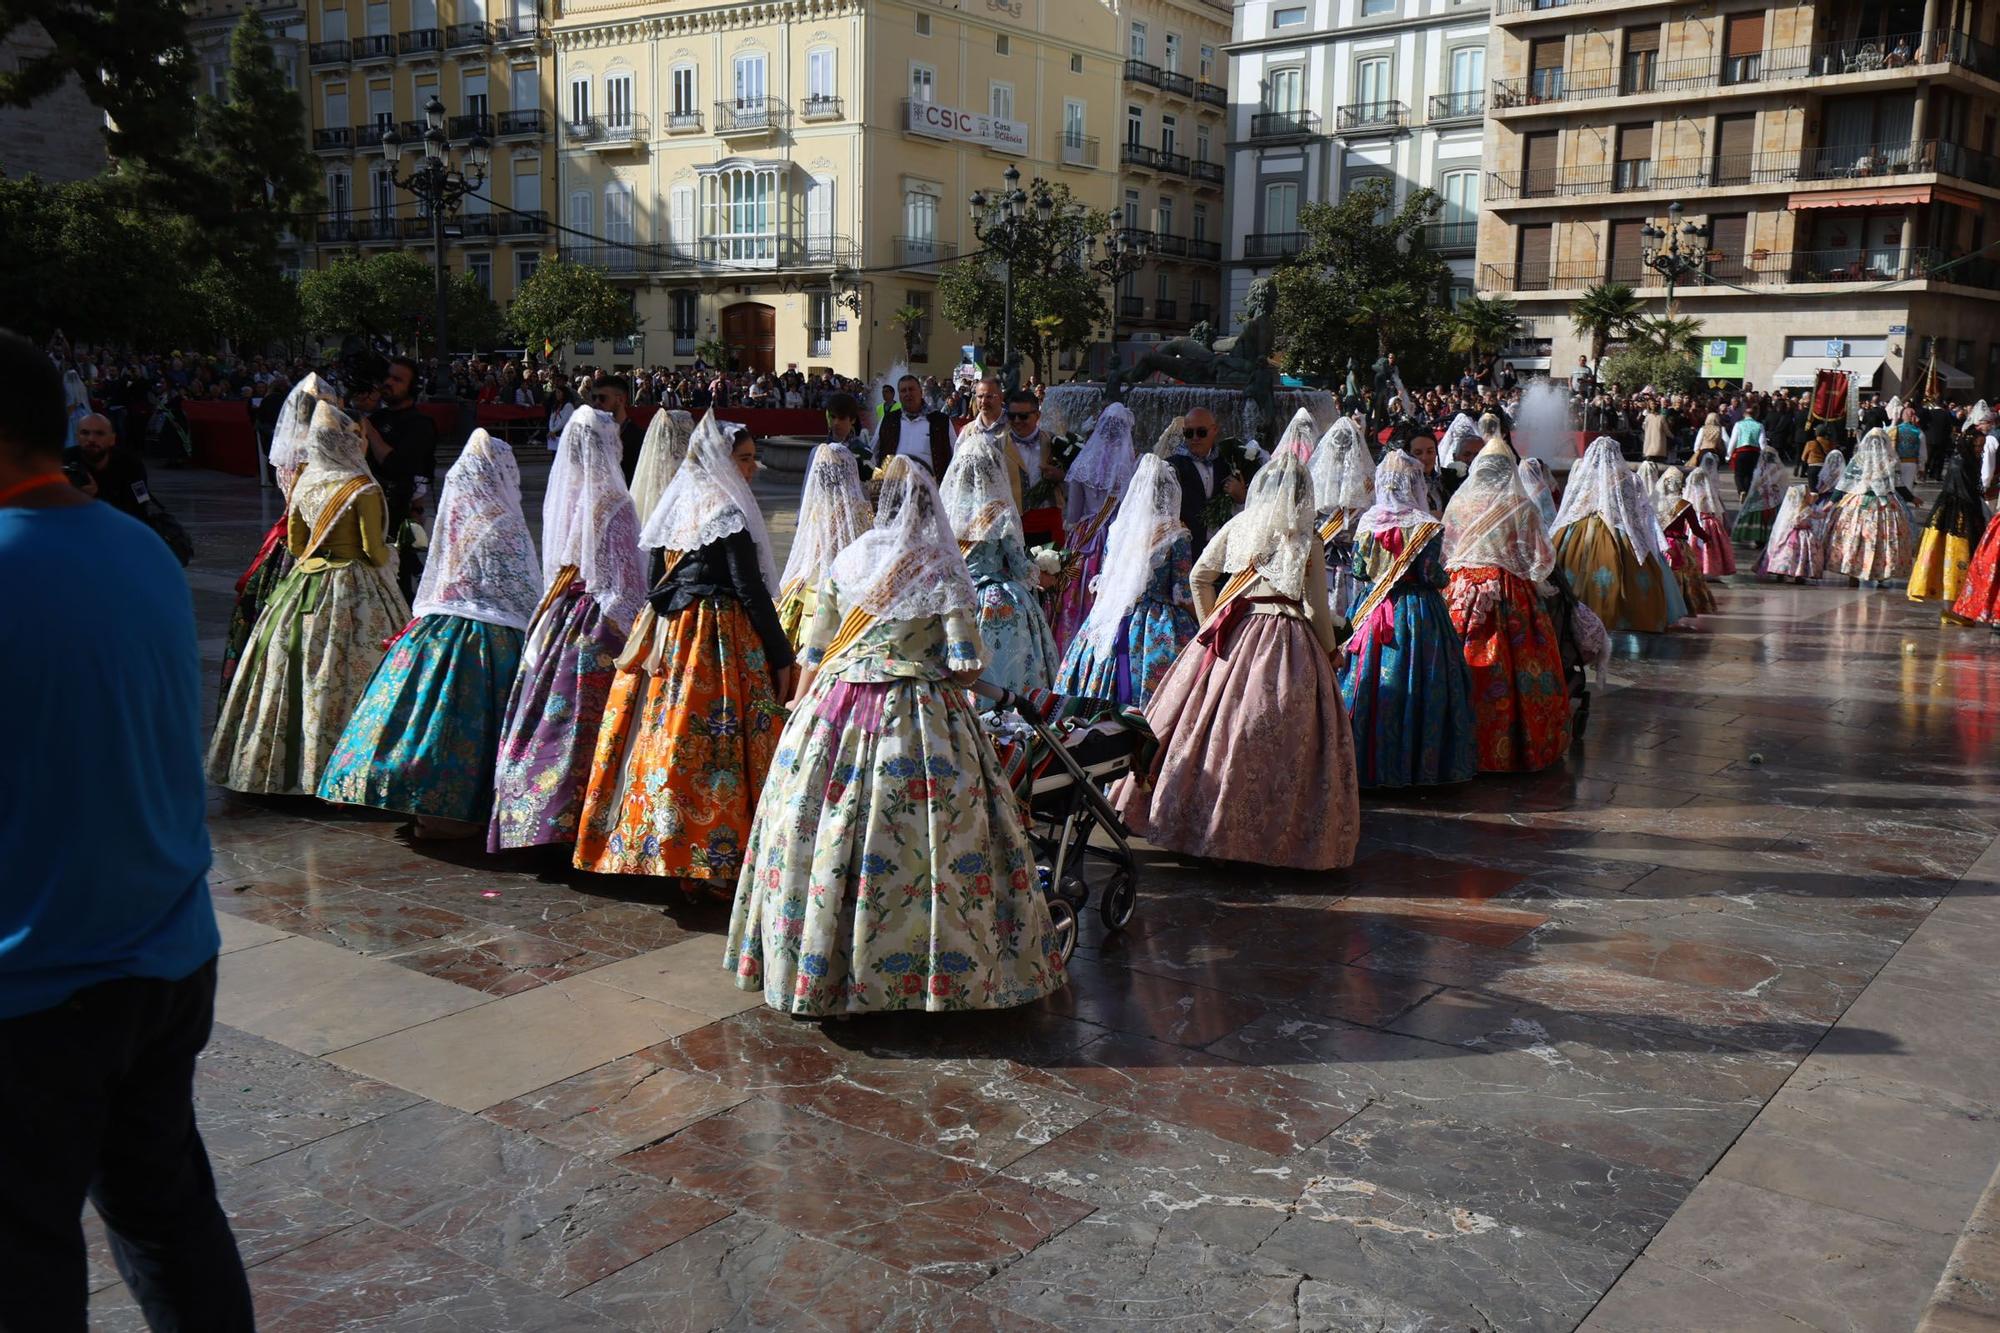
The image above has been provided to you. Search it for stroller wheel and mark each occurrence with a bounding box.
[1097,868,1138,933]
[1045,896,1078,966]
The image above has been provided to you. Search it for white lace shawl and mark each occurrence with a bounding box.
[780,442,872,596]
[1743,444,1792,512]
[1765,483,1814,555]
[1275,406,1318,463]
[1517,457,1558,527]
[1210,450,1317,601]
[940,436,1026,546]
[629,408,692,523]
[1817,450,1846,493]
[288,400,378,534]
[268,372,337,493]
[1684,455,1727,520]
[827,456,979,622]
[1309,417,1375,515]
[1068,401,1138,500]
[1444,449,1555,582]
[1356,449,1436,537]
[1080,454,1185,654]
[1439,413,1482,469]
[1552,436,1658,565]
[543,407,646,632]
[638,409,781,593]
[1848,430,1901,502]
[411,429,542,630]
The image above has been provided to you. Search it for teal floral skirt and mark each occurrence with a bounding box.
[318,613,524,824]
[725,675,1067,1016]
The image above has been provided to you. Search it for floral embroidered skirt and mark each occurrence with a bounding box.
[776,583,820,657]
[1666,536,1717,615]
[1827,498,1913,581]
[1732,502,1780,549]
[1758,516,1828,582]
[317,614,524,824]
[1050,545,1103,655]
[1444,567,1571,774]
[1694,512,1737,576]
[207,560,405,796]
[1114,613,1360,871]
[1053,596,1197,711]
[1339,585,1479,788]
[1555,515,1672,634]
[575,597,785,880]
[1950,516,2000,623]
[974,574,1060,697]
[1909,529,1976,607]
[487,583,624,852]
[220,517,292,693]
[725,675,1067,1015]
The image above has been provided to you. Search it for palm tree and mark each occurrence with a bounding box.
[1448,296,1521,367]
[1570,282,1643,385]
[1347,281,1425,359]
[889,304,928,362]
[1625,313,1705,360]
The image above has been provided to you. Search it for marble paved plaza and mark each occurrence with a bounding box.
[100,454,2000,1330]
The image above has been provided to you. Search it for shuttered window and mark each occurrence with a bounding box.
[1723,14,1766,84]
[1714,113,1756,183]
[1517,223,1554,287]
[1708,213,1747,279]
[1607,219,1645,283]
[1624,27,1660,55]
[1616,123,1654,190]
[1523,130,1559,196]
[1530,38,1565,99]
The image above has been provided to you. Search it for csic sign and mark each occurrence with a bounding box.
[905,99,1029,152]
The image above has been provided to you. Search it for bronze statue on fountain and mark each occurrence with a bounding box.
[1102,277,1280,434]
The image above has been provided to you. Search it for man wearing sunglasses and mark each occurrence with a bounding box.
[1166,406,1248,551]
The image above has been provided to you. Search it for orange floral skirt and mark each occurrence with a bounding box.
[574,597,785,879]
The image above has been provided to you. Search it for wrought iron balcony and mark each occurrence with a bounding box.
[1478,262,1609,292]
[1423,220,1478,252]
[1244,231,1305,261]
[317,218,355,243]
[1060,133,1099,167]
[312,126,352,152]
[498,210,547,237]
[1119,295,1145,318]
[1160,71,1195,98]
[800,95,844,122]
[353,122,393,150]
[895,236,957,268]
[445,22,491,49]
[1188,238,1221,262]
[1190,160,1223,186]
[1189,301,1215,324]
[566,114,649,148]
[1124,59,1162,88]
[665,110,703,133]
[397,28,443,57]
[1336,101,1408,134]
[1154,233,1189,257]
[1249,111,1319,140]
[492,13,539,44]
[1195,81,1226,108]
[1157,149,1191,175]
[714,98,790,135]
[495,109,545,136]
[352,34,395,61]
[449,113,491,139]
[1428,90,1484,122]
[1154,298,1179,320]
[1121,142,1159,169]
[308,40,348,65]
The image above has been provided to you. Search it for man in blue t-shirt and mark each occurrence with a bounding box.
[0,329,252,1330]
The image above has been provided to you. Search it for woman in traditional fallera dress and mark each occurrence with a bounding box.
[1682,455,1737,576]
[1731,445,1791,548]
[940,437,1060,696]
[1114,452,1360,871]
[1517,456,1559,529]
[1338,450,1478,787]
[1308,416,1375,617]
[576,413,793,886]
[1652,468,1717,616]
[208,400,408,795]
[1442,444,1571,773]
[1757,484,1825,584]
[1951,475,2000,626]
[628,406,692,523]
[1054,441,1197,710]
[1551,436,1675,633]
[1826,430,1915,584]
[1052,402,1138,650]
[1909,455,1988,619]
[725,457,1067,1016]
[775,442,872,652]
[488,408,646,851]
[220,373,339,691]
[318,430,538,836]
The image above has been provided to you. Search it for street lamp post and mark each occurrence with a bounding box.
[968,163,1054,393]
[382,95,489,399]
[1086,226,1150,376]
[1639,200,1711,319]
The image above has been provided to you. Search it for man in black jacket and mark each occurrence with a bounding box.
[367,356,438,600]
[1166,406,1246,552]
[874,373,954,477]
[594,375,646,480]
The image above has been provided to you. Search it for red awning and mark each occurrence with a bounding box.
[1786,186,1932,210]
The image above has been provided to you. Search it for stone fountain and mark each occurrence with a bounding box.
[1042,278,1337,447]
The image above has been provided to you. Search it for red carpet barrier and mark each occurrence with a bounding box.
[183,400,259,478]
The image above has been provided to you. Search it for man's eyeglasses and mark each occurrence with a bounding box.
[1006,411,1036,422]
[1185,427,1212,438]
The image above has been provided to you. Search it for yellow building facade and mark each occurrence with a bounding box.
[551,0,1125,377]
[303,0,556,304]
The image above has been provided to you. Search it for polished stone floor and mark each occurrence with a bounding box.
[100,453,2000,1330]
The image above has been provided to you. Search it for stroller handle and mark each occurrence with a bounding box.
[966,679,1017,710]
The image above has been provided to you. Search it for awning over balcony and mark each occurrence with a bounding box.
[1785,185,1984,210]
[1930,358,1974,389]
[1770,354,1885,388]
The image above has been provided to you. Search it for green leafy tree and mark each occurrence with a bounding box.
[1271,180,1456,384]
[694,336,730,368]
[0,0,200,170]
[297,250,503,355]
[0,175,190,344]
[1448,296,1521,365]
[935,180,1110,383]
[888,305,927,362]
[1570,282,1644,382]
[508,258,639,356]
[1625,313,1705,359]
[446,271,505,353]
[1602,345,1704,396]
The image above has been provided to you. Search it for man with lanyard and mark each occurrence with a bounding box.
[1167,406,1248,552]
[874,372,954,477]
[366,355,438,601]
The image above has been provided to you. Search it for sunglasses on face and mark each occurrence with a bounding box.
[1006,411,1035,422]
[1185,427,1211,438]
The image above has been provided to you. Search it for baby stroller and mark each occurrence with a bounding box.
[973,683,1152,964]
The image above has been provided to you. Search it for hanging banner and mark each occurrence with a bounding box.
[905,99,1029,152]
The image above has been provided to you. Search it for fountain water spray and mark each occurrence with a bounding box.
[1514,382,1578,471]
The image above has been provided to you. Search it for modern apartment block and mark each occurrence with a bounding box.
[1477,0,2000,395]
[1222,0,1493,331]
[303,0,554,304]
[549,0,1129,377]
[1112,0,1233,341]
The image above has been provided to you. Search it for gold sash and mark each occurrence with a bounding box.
[299,477,372,562]
[1197,563,1263,632]
[1317,511,1349,544]
[1345,520,1443,632]
[1069,494,1120,550]
[815,605,881,673]
[528,564,579,636]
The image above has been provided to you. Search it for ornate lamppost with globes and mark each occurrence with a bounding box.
[1640,200,1711,318]
[968,163,1054,393]
[1086,226,1150,374]
[381,95,489,400]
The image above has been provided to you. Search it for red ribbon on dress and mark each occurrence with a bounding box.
[1194,594,1292,666]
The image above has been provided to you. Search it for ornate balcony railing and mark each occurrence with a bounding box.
[1249,111,1319,140]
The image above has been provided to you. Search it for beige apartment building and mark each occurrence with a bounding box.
[548,0,1134,376]
[1477,0,2000,397]
[303,0,555,304]
[1111,0,1233,341]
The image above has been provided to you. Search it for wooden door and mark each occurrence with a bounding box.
[721,302,776,374]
